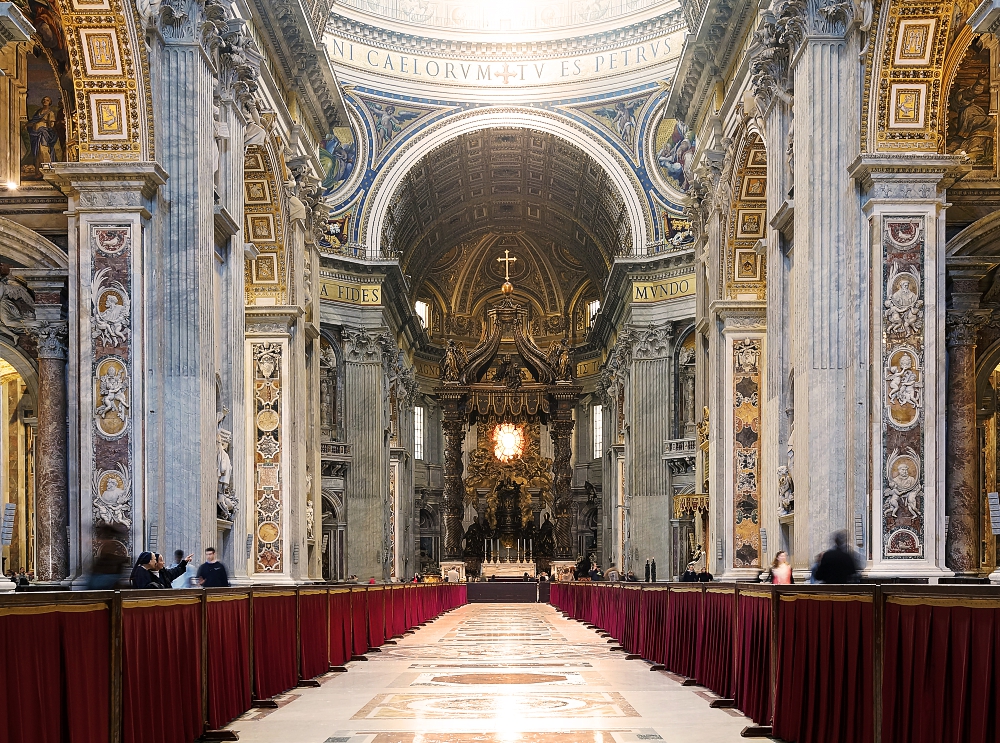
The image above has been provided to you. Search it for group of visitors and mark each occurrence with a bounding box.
[5,569,32,589]
[128,547,230,589]
[680,566,715,582]
[573,555,642,582]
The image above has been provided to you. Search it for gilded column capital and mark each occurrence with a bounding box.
[945,310,990,348]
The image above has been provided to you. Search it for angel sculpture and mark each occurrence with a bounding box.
[95,365,129,421]
[366,102,420,144]
[440,339,467,382]
[93,465,132,529]
[0,272,34,326]
[547,338,574,381]
[593,99,644,145]
[91,268,131,347]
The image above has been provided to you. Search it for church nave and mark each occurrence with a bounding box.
[228,603,751,743]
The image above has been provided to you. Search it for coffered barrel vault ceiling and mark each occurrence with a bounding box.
[384,127,630,343]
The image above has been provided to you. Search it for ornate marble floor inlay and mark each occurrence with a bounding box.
[323,732,663,742]
[228,603,755,743]
[350,691,640,719]
[410,671,587,686]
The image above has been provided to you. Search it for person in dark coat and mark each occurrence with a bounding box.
[129,552,160,589]
[813,531,861,584]
[681,566,698,582]
[196,547,230,588]
[696,567,714,582]
[153,552,192,588]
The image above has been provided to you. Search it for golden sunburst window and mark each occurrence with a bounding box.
[493,423,524,462]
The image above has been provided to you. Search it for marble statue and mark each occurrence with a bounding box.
[0,272,34,326]
[91,268,131,347]
[886,353,922,410]
[306,499,315,541]
[216,413,236,519]
[93,465,132,529]
[95,366,129,421]
[777,465,794,515]
[884,461,921,519]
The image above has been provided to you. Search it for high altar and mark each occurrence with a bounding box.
[435,267,581,578]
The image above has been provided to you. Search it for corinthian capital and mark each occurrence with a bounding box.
[28,321,68,360]
[946,310,990,347]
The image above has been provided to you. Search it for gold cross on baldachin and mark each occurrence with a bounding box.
[497,249,517,280]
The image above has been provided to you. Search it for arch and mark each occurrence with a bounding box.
[41,0,154,161]
[0,217,67,268]
[362,108,652,258]
[946,209,1000,258]
[0,339,39,402]
[721,127,767,299]
[244,143,290,305]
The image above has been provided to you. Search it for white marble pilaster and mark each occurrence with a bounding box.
[852,156,964,578]
[47,163,166,573]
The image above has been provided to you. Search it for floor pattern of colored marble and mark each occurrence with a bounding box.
[227,603,757,742]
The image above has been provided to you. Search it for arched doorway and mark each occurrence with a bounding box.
[321,488,347,581]
[0,343,37,578]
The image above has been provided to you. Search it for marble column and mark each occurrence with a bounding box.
[343,326,390,577]
[441,409,465,560]
[550,418,575,558]
[32,322,68,582]
[627,323,673,571]
[945,310,990,575]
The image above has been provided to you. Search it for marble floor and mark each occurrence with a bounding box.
[228,603,759,743]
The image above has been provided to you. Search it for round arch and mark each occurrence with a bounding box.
[0,217,67,268]
[361,108,653,258]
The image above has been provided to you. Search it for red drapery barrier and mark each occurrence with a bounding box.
[404,585,417,629]
[665,587,702,679]
[640,588,669,665]
[122,597,202,743]
[696,588,735,698]
[368,586,386,648]
[882,596,1000,743]
[621,587,641,652]
[0,601,110,743]
[391,586,406,637]
[351,588,369,655]
[772,593,874,743]
[734,590,772,725]
[298,590,329,681]
[328,589,352,667]
[253,592,297,700]
[206,594,251,730]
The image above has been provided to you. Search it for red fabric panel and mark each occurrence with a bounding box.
[772,595,874,743]
[696,590,735,698]
[369,588,386,648]
[622,588,642,653]
[734,592,772,725]
[253,594,297,700]
[328,591,352,667]
[351,588,369,655]
[0,605,110,743]
[665,589,702,678]
[123,600,202,743]
[643,589,670,665]
[299,591,328,681]
[207,596,251,730]
[882,600,1000,743]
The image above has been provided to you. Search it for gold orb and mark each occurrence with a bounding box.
[501,281,513,295]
